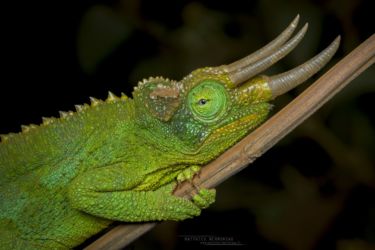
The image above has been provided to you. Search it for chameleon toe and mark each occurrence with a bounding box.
[192,188,216,209]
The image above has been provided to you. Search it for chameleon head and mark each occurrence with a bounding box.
[133,15,340,159]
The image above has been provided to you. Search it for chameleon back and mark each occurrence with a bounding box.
[0,99,135,249]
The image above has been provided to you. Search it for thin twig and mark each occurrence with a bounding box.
[85,34,375,250]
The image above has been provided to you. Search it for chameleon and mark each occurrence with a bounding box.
[0,15,339,249]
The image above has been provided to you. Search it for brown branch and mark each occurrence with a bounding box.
[85,34,375,250]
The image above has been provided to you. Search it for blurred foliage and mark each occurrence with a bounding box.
[1,0,374,249]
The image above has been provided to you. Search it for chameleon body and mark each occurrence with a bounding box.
[0,68,272,249]
[0,15,339,249]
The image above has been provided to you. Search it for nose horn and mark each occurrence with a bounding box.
[267,36,340,98]
[228,23,308,84]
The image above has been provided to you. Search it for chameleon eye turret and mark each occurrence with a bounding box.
[187,81,229,123]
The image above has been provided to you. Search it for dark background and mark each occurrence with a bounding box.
[1,0,374,249]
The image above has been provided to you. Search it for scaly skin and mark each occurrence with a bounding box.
[0,67,272,249]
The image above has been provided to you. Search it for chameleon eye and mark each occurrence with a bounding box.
[188,80,228,123]
[198,99,208,105]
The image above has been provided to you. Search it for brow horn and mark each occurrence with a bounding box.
[267,36,341,98]
[224,15,300,72]
[228,23,308,85]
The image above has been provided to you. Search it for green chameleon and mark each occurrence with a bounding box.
[0,16,339,249]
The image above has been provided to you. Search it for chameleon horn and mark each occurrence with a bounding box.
[224,15,300,72]
[228,23,308,85]
[267,36,341,98]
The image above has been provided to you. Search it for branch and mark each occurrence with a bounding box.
[85,34,375,250]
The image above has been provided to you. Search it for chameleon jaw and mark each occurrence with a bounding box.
[204,111,266,146]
